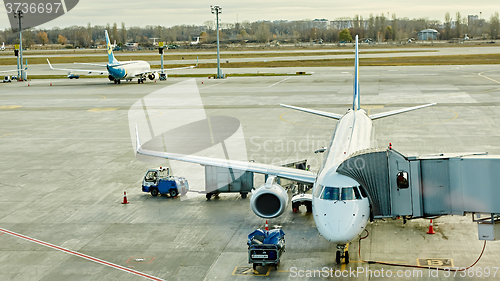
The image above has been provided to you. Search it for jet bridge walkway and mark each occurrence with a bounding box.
[336,148,500,241]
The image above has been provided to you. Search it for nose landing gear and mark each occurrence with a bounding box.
[336,244,349,264]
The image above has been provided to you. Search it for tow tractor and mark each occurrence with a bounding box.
[141,167,189,197]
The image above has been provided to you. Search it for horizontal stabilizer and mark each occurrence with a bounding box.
[280,104,343,120]
[369,103,437,120]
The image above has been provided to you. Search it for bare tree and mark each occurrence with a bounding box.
[444,13,451,40]
[456,12,462,38]
[491,12,499,39]
[121,22,127,43]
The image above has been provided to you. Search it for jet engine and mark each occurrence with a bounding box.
[250,179,288,219]
[148,73,159,80]
[108,75,115,81]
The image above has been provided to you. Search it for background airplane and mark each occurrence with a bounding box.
[47,30,197,84]
[190,37,200,45]
[1,42,5,51]
[134,35,436,264]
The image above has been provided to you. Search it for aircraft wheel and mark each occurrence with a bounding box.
[150,188,159,197]
[240,192,247,199]
[345,251,349,264]
[137,79,141,84]
[253,263,257,270]
[118,79,121,84]
[169,189,178,198]
[335,251,341,264]
[206,193,212,200]
[114,80,117,84]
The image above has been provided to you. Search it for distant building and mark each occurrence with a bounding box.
[418,29,440,40]
[312,19,329,29]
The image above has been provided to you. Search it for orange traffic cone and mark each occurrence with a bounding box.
[122,191,129,204]
[50,83,52,86]
[427,219,435,234]
[265,220,269,231]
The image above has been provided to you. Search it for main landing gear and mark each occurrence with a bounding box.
[137,78,145,84]
[335,244,349,264]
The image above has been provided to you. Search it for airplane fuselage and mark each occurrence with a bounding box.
[312,109,373,244]
[108,60,150,80]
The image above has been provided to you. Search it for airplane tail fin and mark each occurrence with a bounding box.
[105,30,118,64]
[353,35,360,111]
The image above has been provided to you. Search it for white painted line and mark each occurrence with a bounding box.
[268,76,292,88]
[0,227,165,281]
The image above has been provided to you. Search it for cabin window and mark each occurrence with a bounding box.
[320,187,340,201]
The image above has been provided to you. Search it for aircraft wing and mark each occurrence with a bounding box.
[47,59,108,75]
[135,126,317,184]
[369,103,437,120]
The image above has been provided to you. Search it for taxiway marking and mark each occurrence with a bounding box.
[268,76,292,88]
[0,227,165,281]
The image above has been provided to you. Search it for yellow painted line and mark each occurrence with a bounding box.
[340,244,349,272]
[87,108,119,112]
[0,105,22,109]
[478,71,500,84]
[0,133,12,139]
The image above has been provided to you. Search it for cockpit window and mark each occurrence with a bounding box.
[341,187,355,200]
[321,187,340,201]
[313,184,324,198]
[353,186,362,200]
[358,185,368,198]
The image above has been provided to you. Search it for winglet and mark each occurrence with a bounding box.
[135,124,142,153]
[46,58,54,70]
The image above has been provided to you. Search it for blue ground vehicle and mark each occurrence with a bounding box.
[248,229,285,270]
[141,167,189,197]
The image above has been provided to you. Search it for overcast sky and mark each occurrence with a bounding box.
[1,0,498,30]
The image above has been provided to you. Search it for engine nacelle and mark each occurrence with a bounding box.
[108,75,115,81]
[250,182,288,219]
[148,73,159,80]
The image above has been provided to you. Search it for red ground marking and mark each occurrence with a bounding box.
[0,227,165,281]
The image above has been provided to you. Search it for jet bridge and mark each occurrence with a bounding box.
[336,148,500,241]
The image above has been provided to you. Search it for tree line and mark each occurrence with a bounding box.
[1,12,498,48]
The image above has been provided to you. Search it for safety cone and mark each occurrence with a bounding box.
[201,81,203,84]
[50,83,52,86]
[122,191,129,204]
[265,220,269,231]
[427,219,435,234]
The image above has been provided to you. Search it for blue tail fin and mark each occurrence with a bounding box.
[353,35,360,110]
[105,30,118,64]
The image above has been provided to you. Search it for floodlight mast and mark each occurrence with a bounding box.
[13,11,23,80]
[211,5,222,79]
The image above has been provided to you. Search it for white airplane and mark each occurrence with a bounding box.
[1,42,5,51]
[134,35,436,263]
[0,59,28,75]
[190,37,200,45]
[47,30,197,84]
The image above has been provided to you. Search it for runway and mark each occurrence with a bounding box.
[0,65,499,280]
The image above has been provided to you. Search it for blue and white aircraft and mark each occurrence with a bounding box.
[47,30,197,84]
[134,35,436,263]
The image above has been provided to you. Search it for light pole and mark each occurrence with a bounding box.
[13,10,23,81]
[211,5,222,79]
